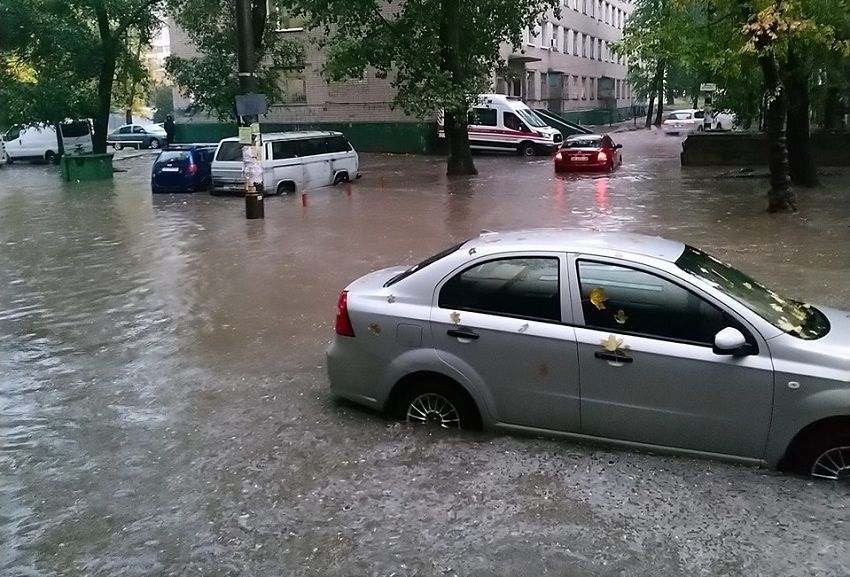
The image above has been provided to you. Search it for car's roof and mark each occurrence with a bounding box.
[461,229,685,262]
[219,130,342,143]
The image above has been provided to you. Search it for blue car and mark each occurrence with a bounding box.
[151,145,215,193]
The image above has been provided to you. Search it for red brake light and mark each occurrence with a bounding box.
[186,163,198,174]
[335,290,355,336]
[597,151,608,162]
[554,152,562,160]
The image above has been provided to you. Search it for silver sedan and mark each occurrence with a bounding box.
[327,229,850,481]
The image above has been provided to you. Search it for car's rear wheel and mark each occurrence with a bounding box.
[395,377,480,430]
[149,138,160,149]
[276,181,295,195]
[44,150,57,165]
[333,172,348,185]
[114,143,123,151]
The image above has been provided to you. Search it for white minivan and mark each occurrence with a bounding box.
[3,121,93,163]
[211,131,360,196]
[438,94,563,156]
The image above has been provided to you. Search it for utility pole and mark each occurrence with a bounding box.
[236,0,264,219]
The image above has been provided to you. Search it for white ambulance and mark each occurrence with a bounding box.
[437,94,563,156]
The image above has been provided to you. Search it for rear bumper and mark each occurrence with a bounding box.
[555,160,609,172]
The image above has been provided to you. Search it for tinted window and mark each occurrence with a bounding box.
[118,126,132,134]
[132,126,146,134]
[60,121,90,138]
[272,140,299,160]
[216,141,243,161]
[576,260,727,345]
[440,257,561,322]
[297,137,327,157]
[563,137,602,148]
[667,112,692,120]
[503,111,525,131]
[469,108,497,126]
[325,136,350,153]
[156,151,189,163]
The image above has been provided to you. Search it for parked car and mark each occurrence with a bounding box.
[150,144,215,193]
[662,109,706,135]
[554,134,623,172]
[328,228,850,481]
[211,131,360,196]
[712,110,737,130]
[107,123,167,150]
[3,121,93,163]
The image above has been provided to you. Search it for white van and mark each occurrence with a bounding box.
[211,131,360,196]
[437,94,563,156]
[3,121,93,163]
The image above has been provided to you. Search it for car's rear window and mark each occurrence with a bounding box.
[384,241,467,287]
[156,151,190,163]
[667,112,692,120]
[215,142,243,161]
[563,137,602,148]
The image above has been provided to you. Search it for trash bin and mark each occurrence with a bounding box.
[60,153,114,181]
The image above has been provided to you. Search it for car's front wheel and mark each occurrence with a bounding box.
[395,377,480,430]
[113,143,123,151]
[518,141,536,157]
[803,434,850,481]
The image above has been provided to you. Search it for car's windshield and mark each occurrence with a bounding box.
[384,240,466,287]
[515,108,548,128]
[676,245,829,339]
[563,137,602,148]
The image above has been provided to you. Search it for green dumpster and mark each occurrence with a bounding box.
[60,153,114,181]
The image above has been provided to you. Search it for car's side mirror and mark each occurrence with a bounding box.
[713,327,753,356]
[615,144,623,149]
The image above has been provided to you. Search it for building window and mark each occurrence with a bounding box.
[582,34,587,57]
[572,75,580,99]
[280,68,307,103]
[597,39,602,60]
[523,27,531,46]
[527,71,536,99]
[582,0,587,14]
[581,77,587,99]
[540,73,548,100]
[556,26,564,52]
[573,31,579,55]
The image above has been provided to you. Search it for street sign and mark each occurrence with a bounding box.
[699,83,717,92]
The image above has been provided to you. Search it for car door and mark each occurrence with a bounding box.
[431,254,581,432]
[569,256,774,459]
[297,137,333,189]
[132,125,147,147]
[113,125,132,145]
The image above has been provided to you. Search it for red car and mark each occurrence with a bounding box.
[554,134,623,172]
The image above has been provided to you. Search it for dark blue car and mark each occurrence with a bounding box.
[151,145,215,193]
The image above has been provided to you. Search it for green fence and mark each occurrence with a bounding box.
[174,121,441,154]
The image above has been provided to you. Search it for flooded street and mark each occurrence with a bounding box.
[2,129,849,577]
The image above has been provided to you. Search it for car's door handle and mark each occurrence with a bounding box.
[594,351,633,363]
[447,328,479,340]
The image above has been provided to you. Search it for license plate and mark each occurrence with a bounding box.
[161,167,180,172]
[572,156,589,162]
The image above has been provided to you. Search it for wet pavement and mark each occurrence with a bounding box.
[2,130,849,577]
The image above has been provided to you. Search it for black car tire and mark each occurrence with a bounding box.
[149,138,160,149]
[44,150,57,165]
[518,141,536,157]
[113,143,123,151]
[792,426,850,480]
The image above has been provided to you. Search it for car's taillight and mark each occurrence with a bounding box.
[335,290,355,337]
[186,163,198,174]
[554,152,562,160]
[597,150,608,162]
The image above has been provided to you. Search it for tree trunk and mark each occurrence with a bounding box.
[653,62,665,126]
[93,6,117,155]
[785,49,817,186]
[645,92,655,128]
[439,0,476,175]
[759,54,795,212]
[666,88,674,105]
[444,111,477,175]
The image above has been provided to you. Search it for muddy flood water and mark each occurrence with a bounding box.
[2,129,849,576]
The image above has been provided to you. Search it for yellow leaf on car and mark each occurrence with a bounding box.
[589,287,607,310]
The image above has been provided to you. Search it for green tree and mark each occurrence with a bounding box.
[289,0,558,175]
[0,0,165,155]
[164,0,303,121]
